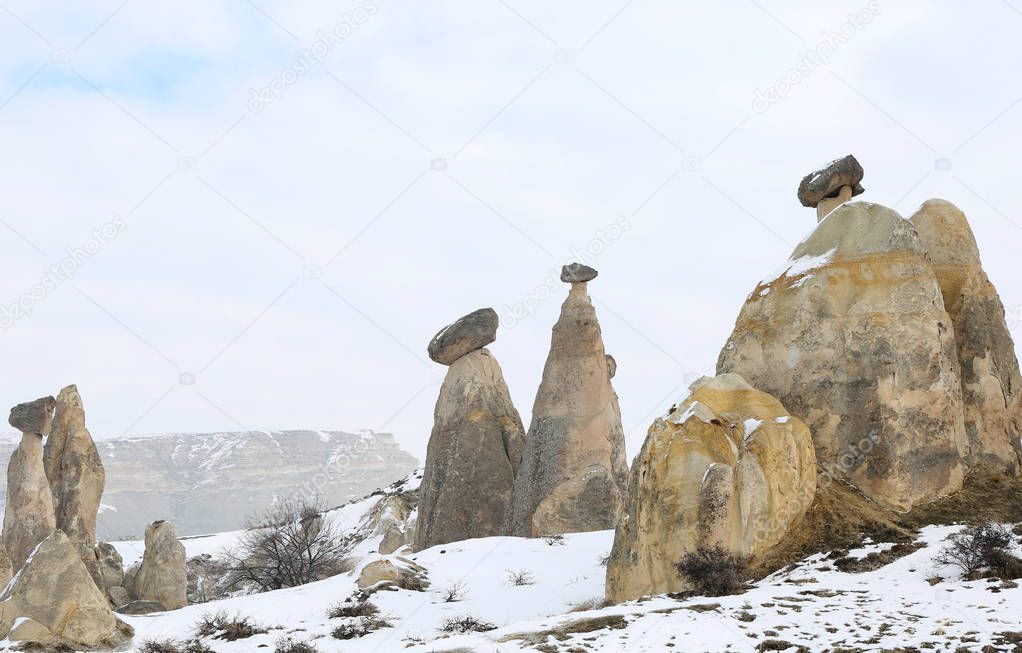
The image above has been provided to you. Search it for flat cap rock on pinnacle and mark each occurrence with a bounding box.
[560,263,598,283]
[428,308,498,365]
[797,154,865,208]
[8,397,56,435]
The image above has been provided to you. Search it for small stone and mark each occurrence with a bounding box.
[606,354,617,379]
[797,154,864,208]
[8,397,56,436]
[560,263,598,283]
[427,308,498,366]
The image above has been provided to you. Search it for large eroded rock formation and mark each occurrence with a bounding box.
[505,268,628,537]
[717,201,968,511]
[3,396,57,571]
[910,199,1022,474]
[0,530,132,647]
[415,309,525,550]
[43,384,105,579]
[126,520,187,610]
[606,374,816,602]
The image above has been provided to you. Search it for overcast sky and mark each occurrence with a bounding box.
[1,0,1020,461]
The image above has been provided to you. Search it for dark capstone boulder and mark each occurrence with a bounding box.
[797,154,864,207]
[560,263,598,283]
[427,308,499,365]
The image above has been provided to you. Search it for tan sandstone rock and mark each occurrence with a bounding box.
[43,385,106,582]
[126,520,187,610]
[0,543,11,590]
[4,396,57,571]
[0,530,132,647]
[505,275,628,537]
[717,201,967,511]
[356,556,427,589]
[910,199,1022,474]
[415,346,525,550]
[605,374,816,603]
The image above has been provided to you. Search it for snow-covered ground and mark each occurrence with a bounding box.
[106,505,1022,653]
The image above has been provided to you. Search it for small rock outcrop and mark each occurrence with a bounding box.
[427,307,499,365]
[797,154,865,220]
[605,374,817,602]
[126,520,187,611]
[3,396,58,571]
[0,530,132,647]
[415,308,525,550]
[560,262,598,283]
[505,267,628,537]
[718,201,968,511]
[910,199,1022,474]
[43,385,105,580]
[356,556,427,589]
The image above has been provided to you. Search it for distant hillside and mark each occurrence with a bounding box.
[0,430,418,539]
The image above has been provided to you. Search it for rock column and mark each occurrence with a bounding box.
[504,264,628,537]
[414,308,526,550]
[3,396,58,571]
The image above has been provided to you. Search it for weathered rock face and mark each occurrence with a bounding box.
[797,154,865,208]
[427,308,499,365]
[3,397,57,571]
[910,199,1022,474]
[356,556,427,589]
[126,520,187,610]
[43,385,105,576]
[717,201,968,511]
[415,348,525,550]
[369,493,417,555]
[0,530,132,647]
[0,429,419,539]
[0,542,11,590]
[606,374,817,603]
[505,281,628,537]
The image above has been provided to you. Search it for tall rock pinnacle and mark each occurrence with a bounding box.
[415,308,525,550]
[504,264,627,537]
[3,396,58,571]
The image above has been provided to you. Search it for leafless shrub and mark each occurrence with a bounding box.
[221,497,353,592]
[505,569,535,586]
[542,534,566,546]
[331,616,392,639]
[194,611,267,641]
[328,600,379,619]
[675,546,748,596]
[569,597,609,612]
[439,615,496,633]
[439,580,467,602]
[139,639,215,653]
[935,522,1017,578]
[274,636,318,653]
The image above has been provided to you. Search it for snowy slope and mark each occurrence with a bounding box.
[104,511,1022,652]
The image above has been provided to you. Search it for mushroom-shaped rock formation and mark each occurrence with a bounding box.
[717,201,968,511]
[427,307,498,365]
[605,374,817,603]
[504,268,628,537]
[0,530,133,648]
[3,396,58,571]
[910,199,1022,474]
[415,309,526,550]
[797,154,865,220]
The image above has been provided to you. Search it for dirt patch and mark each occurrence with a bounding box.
[499,614,627,646]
